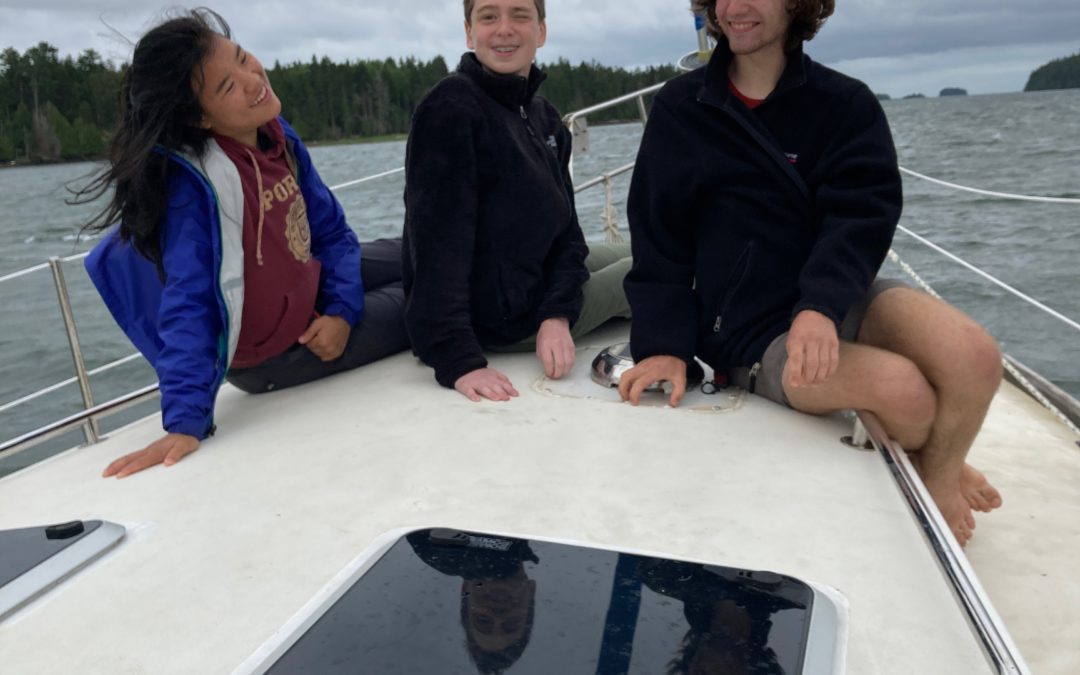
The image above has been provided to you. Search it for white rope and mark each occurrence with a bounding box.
[601,176,624,243]
[887,249,942,299]
[899,166,1080,204]
[328,167,404,192]
[896,225,1080,335]
[0,262,49,284]
[999,359,1080,440]
[888,249,1080,440]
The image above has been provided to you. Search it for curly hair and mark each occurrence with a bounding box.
[464,0,546,23]
[690,0,835,51]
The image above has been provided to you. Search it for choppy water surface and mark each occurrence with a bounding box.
[1,89,1078,470]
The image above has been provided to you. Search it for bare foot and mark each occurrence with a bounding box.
[960,464,1002,513]
[925,480,976,547]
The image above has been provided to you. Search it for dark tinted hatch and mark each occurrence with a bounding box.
[1,519,125,621]
[0,520,104,588]
[268,528,817,674]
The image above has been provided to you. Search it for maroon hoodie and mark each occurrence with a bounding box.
[214,119,322,368]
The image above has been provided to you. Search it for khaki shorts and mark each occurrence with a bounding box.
[729,278,910,407]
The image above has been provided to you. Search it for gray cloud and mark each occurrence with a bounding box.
[813,1,1080,62]
[832,41,1080,97]
[1,1,1077,94]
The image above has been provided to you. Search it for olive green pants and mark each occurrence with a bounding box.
[491,242,632,352]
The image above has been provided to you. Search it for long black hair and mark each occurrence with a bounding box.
[73,7,231,274]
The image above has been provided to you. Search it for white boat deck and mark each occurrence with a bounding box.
[964,383,1080,674]
[1,322,1077,674]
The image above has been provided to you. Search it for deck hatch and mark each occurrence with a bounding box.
[263,528,842,674]
[0,519,125,621]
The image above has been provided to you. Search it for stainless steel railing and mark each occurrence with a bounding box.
[49,257,100,445]
[0,250,122,458]
[858,412,1031,675]
[563,82,664,182]
[0,385,159,460]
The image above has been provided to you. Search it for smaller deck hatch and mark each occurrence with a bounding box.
[0,519,125,621]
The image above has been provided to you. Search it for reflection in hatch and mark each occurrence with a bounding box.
[266,528,839,674]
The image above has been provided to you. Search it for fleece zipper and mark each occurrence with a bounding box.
[520,104,573,214]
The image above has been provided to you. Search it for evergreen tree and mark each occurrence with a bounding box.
[1025,52,1080,91]
[0,129,13,162]
[11,101,32,159]
[73,117,104,156]
[35,101,64,160]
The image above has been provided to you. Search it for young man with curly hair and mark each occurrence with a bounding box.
[619,0,1003,546]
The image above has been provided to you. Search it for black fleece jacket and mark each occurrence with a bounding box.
[402,53,588,388]
[625,43,902,372]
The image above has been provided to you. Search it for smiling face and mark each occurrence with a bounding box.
[195,34,281,147]
[713,0,792,59]
[465,0,547,78]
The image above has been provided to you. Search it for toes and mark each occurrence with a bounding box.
[956,511,975,546]
[951,497,976,545]
[967,491,991,512]
[968,486,1002,512]
[953,523,972,547]
[960,464,1003,512]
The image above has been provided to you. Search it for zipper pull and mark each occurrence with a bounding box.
[520,105,535,137]
[747,362,762,394]
[713,316,722,333]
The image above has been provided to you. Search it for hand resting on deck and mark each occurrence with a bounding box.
[102,432,200,479]
[618,355,687,408]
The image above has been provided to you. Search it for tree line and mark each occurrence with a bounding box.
[0,42,678,164]
[0,44,119,163]
[1024,51,1080,92]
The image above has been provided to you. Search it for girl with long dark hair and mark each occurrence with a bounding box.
[76,8,408,478]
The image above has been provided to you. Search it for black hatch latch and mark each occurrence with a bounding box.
[44,520,85,540]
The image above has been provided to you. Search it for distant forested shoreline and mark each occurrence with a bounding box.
[1025,51,1080,92]
[0,43,677,165]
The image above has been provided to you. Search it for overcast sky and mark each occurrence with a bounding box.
[1,1,1078,97]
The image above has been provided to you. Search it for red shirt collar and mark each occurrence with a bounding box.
[728,80,765,110]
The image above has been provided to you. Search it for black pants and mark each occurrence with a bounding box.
[226,237,409,393]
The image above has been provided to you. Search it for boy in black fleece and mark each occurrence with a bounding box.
[402,0,631,402]
[618,0,1002,547]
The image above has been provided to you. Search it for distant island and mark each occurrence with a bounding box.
[1025,51,1080,91]
[881,89,965,101]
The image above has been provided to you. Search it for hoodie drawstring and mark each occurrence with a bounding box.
[243,148,265,266]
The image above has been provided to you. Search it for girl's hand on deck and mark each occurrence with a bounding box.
[536,317,575,379]
[299,315,350,361]
[102,432,200,478]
